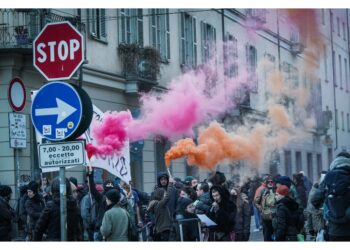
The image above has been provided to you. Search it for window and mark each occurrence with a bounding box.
[246,44,258,92]
[324,45,328,81]
[341,111,345,131]
[337,17,340,36]
[347,113,350,132]
[336,109,339,129]
[150,9,170,60]
[284,150,292,177]
[321,9,325,25]
[119,9,143,45]
[339,54,342,88]
[317,153,322,176]
[307,153,314,182]
[180,12,197,68]
[343,22,346,40]
[328,148,333,166]
[296,151,302,173]
[89,9,106,41]
[345,58,349,91]
[201,21,216,63]
[333,50,337,85]
[224,33,238,78]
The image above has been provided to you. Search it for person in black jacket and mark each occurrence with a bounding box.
[175,197,199,241]
[274,185,304,241]
[208,185,236,241]
[0,185,14,241]
[34,177,82,241]
[25,181,45,240]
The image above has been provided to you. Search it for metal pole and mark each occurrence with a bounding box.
[14,148,20,237]
[59,167,67,241]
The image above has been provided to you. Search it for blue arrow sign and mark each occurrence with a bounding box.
[31,82,82,141]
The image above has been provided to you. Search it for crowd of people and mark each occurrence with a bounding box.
[1,151,350,242]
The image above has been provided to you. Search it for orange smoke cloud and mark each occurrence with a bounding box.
[268,104,292,129]
[165,121,267,170]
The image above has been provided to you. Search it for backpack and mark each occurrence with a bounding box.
[324,167,350,224]
[126,210,138,241]
[261,189,276,221]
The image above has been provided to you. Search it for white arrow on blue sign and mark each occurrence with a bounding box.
[31,82,83,141]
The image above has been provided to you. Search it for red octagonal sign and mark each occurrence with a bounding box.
[33,21,84,81]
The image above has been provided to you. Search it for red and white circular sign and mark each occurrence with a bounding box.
[8,77,26,112]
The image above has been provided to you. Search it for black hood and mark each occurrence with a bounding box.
[157,171,169,188]
[278,196,299,211]
[209,185,230,203]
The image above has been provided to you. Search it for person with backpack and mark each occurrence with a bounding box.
[100,189,129,241]
[273,185,304,241]
[323,151,350,241]
[257,176,276,241]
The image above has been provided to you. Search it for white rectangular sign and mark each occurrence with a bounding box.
[9,113,27,148]
[38,141,86,168]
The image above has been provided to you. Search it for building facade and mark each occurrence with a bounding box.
[1,9,350,200]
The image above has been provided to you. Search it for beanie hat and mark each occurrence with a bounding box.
[185,176,194,183]
[103,180,115,192]
[105,189,121,204]
[276,185,289,196]
[27,181,39,194]
[276,176,292,188]
[177,197,193,212]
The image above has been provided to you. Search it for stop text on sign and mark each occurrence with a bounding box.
[37,39,81,63]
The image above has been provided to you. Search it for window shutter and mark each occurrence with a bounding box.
[166,9,170,59]
[180,12,185,65]
[192,16,197,66]
[100,9,106,39]
[137,9,143,46]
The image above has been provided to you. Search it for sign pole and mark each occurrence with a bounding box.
[59,167,67,241]
[14,148,20,237]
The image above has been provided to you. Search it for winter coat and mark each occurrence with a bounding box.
[88,172,135,236]
[305,184,325,233]
[0,196,13,241]
[176,197,199,241]
[274,196,303,241]
[100,204,129,241]
[254,184,267,211]
[80,193,97,231]
[234,193,251,241]
[34,196,82,241]
[295,183,307,209]
[25,194,45,231]
[155,172,178,219]
[195,192,212,214]
[147,182,174,234]
[208,186,236,234]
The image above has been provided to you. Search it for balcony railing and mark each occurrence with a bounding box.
[0,9,84,49]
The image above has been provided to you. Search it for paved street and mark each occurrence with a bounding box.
[249,216,264,241]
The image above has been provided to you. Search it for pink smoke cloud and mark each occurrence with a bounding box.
[86,111,132,157]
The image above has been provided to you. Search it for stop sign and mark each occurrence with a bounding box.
[33,21,84,81]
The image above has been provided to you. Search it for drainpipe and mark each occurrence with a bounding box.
[330,9,338,152]
[276,9,281,71]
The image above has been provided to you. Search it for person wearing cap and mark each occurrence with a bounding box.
[275,175,302,208]
[175,197,199,241]
[25,181,45,240]
[100,189,129,241]
[274,185,304,241]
